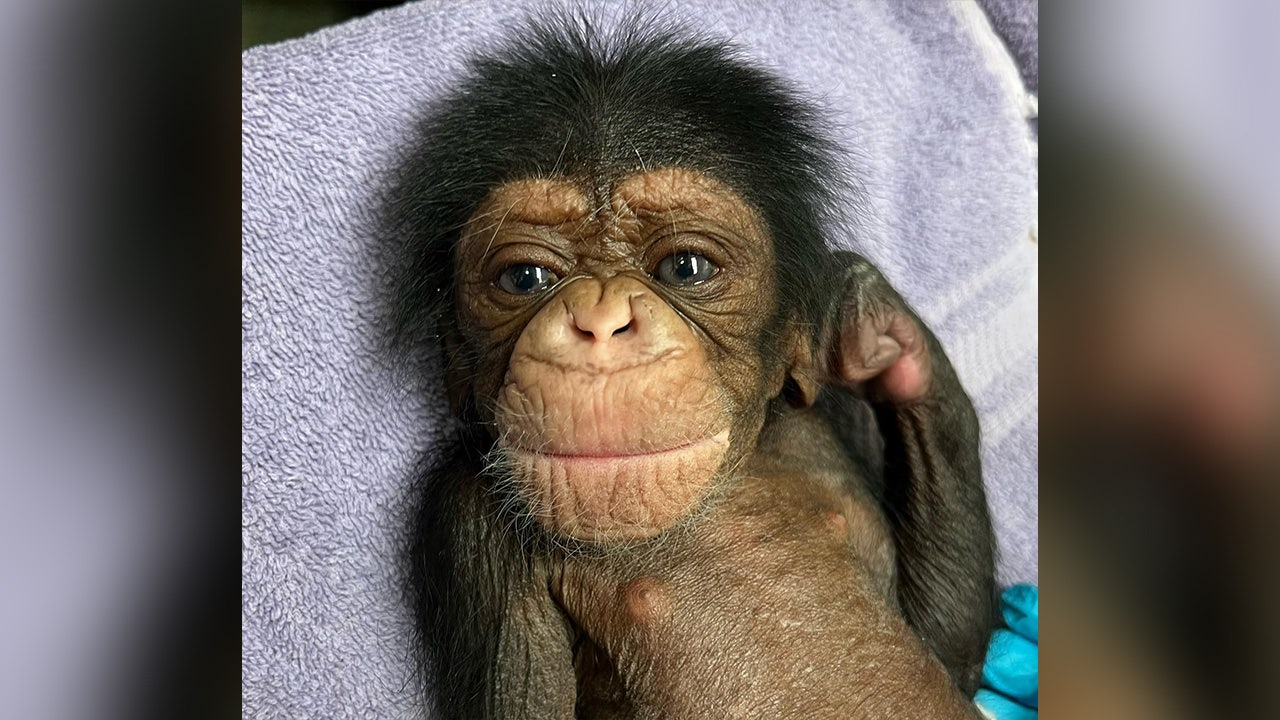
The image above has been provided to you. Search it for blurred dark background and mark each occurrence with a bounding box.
[1042,2,1280,717]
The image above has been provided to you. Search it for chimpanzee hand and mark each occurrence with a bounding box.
[832,251,937,404]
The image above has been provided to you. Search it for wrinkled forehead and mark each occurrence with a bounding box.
[463,167,767,236]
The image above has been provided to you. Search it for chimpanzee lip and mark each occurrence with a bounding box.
[506,428,733,542]
[506,430,730,461]
[524,430,727,458]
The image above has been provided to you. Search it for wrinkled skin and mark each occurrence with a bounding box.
[421,167,994,719]
[453,169,784,543]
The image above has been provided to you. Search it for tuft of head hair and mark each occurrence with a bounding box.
[391,11,855,350]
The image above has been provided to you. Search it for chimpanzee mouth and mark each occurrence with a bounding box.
[503,429,732,542]
[512,433,727,461]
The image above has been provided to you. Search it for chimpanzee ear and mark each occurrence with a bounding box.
[783,323,823,408]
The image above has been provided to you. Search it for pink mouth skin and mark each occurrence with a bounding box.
[526,436,720,461]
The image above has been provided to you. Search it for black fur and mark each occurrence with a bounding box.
[391,13,850,355]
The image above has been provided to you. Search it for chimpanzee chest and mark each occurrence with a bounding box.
[550,471,897,719]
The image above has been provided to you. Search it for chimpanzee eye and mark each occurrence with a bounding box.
[497,264,558,294]
[655,252,718,286]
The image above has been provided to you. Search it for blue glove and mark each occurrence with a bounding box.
[975,584,1038,719]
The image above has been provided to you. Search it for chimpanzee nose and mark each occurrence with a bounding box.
[514,277,669,367]
[563,279,642,345]
[514,276,682,370]
[573,300,632,339]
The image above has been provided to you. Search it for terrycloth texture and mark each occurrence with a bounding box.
[978,0,1039,92]
[241,1,1038,718]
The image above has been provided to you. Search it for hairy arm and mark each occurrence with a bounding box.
[412,461,578,719]
[832,252,998,693]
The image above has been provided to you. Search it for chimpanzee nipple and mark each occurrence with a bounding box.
[622,576,671,624]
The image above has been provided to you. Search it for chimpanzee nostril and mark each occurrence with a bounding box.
[566,291,635,342]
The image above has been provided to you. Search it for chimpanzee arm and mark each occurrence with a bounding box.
[831,251,998,694]
[411,461,578,719]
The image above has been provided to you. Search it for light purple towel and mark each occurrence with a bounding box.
[242,2,1038,717]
